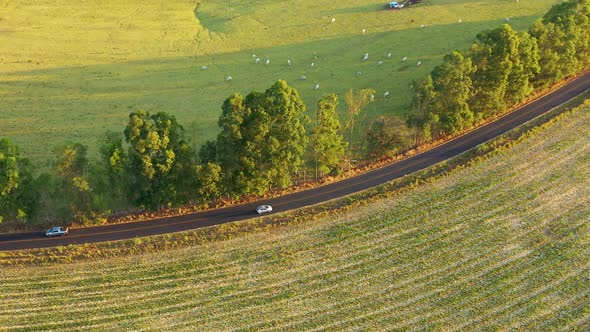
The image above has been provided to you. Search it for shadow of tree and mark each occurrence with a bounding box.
[0,14,544,166]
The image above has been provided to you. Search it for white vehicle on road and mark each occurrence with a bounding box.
[256,205,273,214]
[45,227,68,237]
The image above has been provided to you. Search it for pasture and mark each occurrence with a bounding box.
[0,99,588,330]
[0,0,560,165]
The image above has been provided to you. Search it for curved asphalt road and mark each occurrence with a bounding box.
[2,71,590,251]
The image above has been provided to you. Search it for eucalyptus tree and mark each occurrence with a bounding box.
[430,51,475,135]
[505,31,540,105]
[195,162,222,203]
[263,80,310,188]
[124,110,194,209]
[0,138,39,224]
[542,0,590,69]
[0,139,19,205]
[469,24,520,118]
[529,20,573,88]
[529,0,590,87]
[407,76,438,143]
[344,88,375,153]
[96,131,128,209]
[53,142,97,223]
[214,80,309,197]
[214,92,265,196]
[310,94,347,178]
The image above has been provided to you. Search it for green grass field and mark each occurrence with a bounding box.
[1,100,588,330]
[0,0,560,165]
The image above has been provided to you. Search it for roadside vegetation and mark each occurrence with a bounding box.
[1,0,588,230]
[1,97,588,330]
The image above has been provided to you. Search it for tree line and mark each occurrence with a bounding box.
[0,80,395,226]
[0,0,588,228]
[408,0,590,143]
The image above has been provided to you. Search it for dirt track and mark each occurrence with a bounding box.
[1,71,589,251]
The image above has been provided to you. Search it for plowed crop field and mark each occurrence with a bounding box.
[1,101,588,330]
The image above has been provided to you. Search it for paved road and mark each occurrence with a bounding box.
[2,71,589,251]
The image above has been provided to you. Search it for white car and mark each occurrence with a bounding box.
[45,227,68,237]
[256,205,273,214]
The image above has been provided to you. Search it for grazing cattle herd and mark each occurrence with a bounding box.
[221,3,435,98]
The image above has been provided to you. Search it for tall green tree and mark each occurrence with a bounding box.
[529,20,575,87]
[53,142,97,223]
[124,110,193,209]
[263,80,310,188]
[430,51,475,135]
[505,31,540,105]
[0,139,19,201]
[542,0,590,68]
[311,94,347,178]
[195,162,222,203]
[94,131,129,211]
[344,88,375,154]
[14,158,42,224]
[407,76,438,143]
[573,0,590,68]
[528,0,590,88]
[214,80,309,197]
[0,138,39,223]
[365,116,412,160]
[214,92,267,196]
[469,24,519,118]
[171,133,198,204]
[198,140,217,164]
